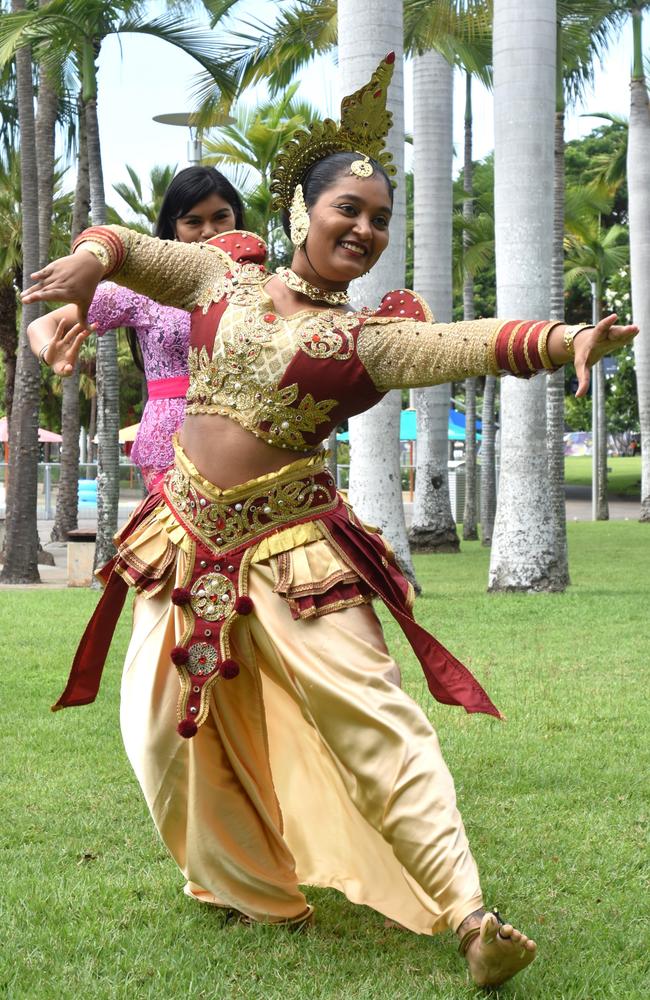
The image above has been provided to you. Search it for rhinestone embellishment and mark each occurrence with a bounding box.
[187,642,219,676]
[190,573,237,622]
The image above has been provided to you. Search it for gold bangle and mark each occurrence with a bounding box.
[563,323,593,358]
[507,322,524,375]
[523,325,536,372]
[73,240,112,273]
[538,321,563,370]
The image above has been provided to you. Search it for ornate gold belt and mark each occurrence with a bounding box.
[161,445,339,557]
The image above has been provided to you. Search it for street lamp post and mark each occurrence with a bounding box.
[152,111,235,166]
[591,279,600,521]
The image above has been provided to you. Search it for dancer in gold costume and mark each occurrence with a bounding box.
[24,54,637,988]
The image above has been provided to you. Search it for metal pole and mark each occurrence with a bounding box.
[591,281,598,520]
[44,463,52,519]
[187,136,202,164]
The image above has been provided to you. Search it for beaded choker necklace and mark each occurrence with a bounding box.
[275,267,350,306]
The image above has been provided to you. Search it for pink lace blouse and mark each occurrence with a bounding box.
[88,282,189,485]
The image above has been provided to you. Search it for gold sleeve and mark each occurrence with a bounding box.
[356,317,503,390]
[75,226,232,313]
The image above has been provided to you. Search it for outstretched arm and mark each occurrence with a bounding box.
[357,313,637,394]
[21,225,232,325]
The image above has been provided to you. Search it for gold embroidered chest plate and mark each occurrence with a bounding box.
[186,269,369,450]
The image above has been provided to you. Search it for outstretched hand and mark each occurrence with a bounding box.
[21,251,106,327]
[574,314,638,397]
[43,316,95,376]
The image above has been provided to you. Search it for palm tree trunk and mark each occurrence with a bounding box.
[409,50,459,555]
[489,0,562,593]
[1,0,41,584]
[35,58,58,269]
[462,71,478,541]
[627,11,650,522]
[339,0,418,585]
[34,29,61,558]
[0,279,18,424]
[52,97,89,542]
[547,35,570,586]
[85,68,119,570]
[480,376,498,545]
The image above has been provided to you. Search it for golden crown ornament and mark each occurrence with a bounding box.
[289,184,310,248]
[270,52,397,214]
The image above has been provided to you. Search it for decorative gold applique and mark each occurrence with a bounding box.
[163,462,338,556]
[190,572,237,621]
[187,642,219,675]
[298,311,363,360]
[262,384,337,447]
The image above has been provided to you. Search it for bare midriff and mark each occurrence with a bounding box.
[179,413,319,489]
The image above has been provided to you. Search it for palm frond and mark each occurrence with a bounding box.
[211,1,337,95]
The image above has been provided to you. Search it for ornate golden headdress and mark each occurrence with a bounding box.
[270,52,397,213]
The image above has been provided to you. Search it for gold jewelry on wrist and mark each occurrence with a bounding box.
[74,240,111,273]
[539,321,563,370]
[523,325,536,372]
[38,342,51,365]
[506,322,524,375]
[563,323,593,359]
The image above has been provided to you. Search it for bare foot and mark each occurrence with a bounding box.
[462,911,537,987]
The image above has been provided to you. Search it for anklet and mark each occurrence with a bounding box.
[458,926,481,957]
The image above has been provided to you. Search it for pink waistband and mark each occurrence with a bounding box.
[147,376,190,400]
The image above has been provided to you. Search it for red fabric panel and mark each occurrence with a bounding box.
[52,561,127,710]
[320,507,503,720]
[272,324,385,447]
[205,231,267,264]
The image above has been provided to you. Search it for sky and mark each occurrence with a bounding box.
[86,1,640,215]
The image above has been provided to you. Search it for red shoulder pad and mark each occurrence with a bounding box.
[373,289,433,322]
[206,230,267,265]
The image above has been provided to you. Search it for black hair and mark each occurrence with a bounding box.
[281,151,394,239]
[126,167,245,371]
[155,165,245,239]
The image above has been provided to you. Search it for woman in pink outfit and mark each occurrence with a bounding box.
[28,166,245,488]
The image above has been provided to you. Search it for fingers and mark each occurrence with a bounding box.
[596,312,618,331]
[22,284,68,305]
[574,359,591,398]
[607,325,638,342]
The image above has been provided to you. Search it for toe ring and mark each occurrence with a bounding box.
[491,909,508,939]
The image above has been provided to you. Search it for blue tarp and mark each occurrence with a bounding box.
[337,408,481,443]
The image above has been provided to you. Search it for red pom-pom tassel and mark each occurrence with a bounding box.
[170,645,190,666]
[177,719,198,739]
[386,51,395,64]
[235,595,254,616]
[171,587,191,606]
[221,659,240,680]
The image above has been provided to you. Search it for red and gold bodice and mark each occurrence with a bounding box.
[75,227,559,452]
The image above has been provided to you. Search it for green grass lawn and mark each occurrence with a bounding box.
[564,455,641,496]
[1,522,648,999]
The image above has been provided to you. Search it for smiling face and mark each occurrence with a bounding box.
[174,193,237,243]
[294,172,392,287]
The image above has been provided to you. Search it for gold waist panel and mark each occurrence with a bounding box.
[161,441,339,557]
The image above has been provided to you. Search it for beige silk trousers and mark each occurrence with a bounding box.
[120,552,483,935]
